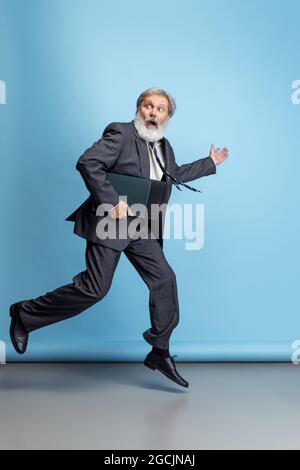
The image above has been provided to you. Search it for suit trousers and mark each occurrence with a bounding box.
[18,234,180,349]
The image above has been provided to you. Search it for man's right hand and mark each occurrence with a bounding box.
[108,200,134,219]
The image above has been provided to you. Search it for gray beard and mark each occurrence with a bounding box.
[133,111,168,142]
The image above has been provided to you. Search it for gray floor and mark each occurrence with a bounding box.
[0,362,299,450]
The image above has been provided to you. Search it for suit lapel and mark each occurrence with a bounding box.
[161,138,172,175]
[135,133,150,178]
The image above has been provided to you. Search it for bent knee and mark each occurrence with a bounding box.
[92,282,112,299]
[73,272,112,299]
[152,268,176,290]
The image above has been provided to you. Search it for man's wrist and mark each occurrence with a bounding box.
[109,201,120,212]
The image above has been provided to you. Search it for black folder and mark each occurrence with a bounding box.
[65,172,167,222]
[106,172,167,217]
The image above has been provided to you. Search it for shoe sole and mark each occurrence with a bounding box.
[144,358,189,388]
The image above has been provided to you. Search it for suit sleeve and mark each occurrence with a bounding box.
[76,123,123,208]
[173,155,217,183]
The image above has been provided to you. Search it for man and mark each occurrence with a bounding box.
[9,87,228,388]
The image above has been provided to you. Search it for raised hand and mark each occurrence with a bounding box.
[209,144,229,166]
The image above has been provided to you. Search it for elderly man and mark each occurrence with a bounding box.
[9,87,228,388]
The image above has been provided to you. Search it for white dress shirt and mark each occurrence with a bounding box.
[146,140,166,181]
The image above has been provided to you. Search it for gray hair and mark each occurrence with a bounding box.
[136,87,176,118]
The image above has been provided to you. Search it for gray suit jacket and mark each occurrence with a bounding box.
[65,120,217,251]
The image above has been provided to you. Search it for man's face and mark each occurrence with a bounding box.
[139,94,170,130]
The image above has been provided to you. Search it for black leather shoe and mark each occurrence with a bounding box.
[144,351,189,388]
[9,301,28,354]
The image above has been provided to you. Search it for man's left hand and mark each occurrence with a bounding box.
[209,144,229,165]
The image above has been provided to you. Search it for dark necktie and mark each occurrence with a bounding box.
[149,141,202,193]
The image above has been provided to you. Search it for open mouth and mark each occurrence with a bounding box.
[146,119,158,129]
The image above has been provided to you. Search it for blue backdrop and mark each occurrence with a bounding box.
[1,0,299,362]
